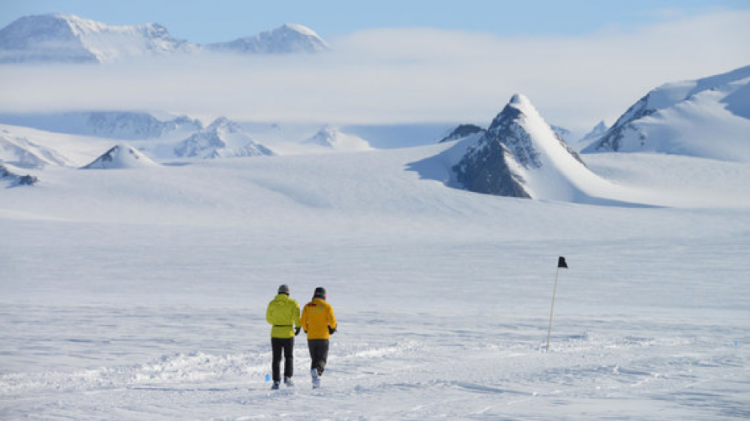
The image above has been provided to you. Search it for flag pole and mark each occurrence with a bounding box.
[546,256,567,353]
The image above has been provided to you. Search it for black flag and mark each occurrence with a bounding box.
[558,256,568,269]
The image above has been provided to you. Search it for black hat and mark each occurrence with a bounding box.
[313,287,326,300]
[278,284,290,294]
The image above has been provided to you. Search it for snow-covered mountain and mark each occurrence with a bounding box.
[583,65,750,161]
[82,143,159,169]
[206,23,329,54]
[0,14,197,64]
[438,124,485,143]
[0,15,329,63]
[302,126,373,151]
[446,94,620,202]
[174,117,274,159]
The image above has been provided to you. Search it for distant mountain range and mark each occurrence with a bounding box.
[0,14,328,63]
[0,111,202,140]
[1,59,748,203]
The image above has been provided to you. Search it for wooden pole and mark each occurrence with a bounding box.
[546,267,560,353]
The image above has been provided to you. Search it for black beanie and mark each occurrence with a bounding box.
[313,287,326,300]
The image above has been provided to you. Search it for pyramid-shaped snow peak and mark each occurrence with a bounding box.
[303,126,373,152]
[173,117,274,159]
[82,144,159,169]
[452,94,614,202]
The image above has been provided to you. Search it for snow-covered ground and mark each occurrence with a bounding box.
[1,142,749,419]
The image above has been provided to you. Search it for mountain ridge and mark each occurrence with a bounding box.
[0,14,329,63]
[206,23,329,54]
[583,65,750,161]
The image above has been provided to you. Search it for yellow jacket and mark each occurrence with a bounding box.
[266,294,301,338]
[301,298,337,340]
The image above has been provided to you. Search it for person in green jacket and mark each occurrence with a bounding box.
[266,284,301,389]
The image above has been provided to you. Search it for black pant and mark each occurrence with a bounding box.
[271,337,294,382]
[308,339,329,376]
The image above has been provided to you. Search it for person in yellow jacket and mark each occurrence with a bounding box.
[266,284,301,390]
[300,286,337,388]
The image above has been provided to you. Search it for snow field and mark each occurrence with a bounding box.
[1,301,747,419]
[2,142,750,419]
[2,216,749,419]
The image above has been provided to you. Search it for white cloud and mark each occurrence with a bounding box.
[0,10,748,134]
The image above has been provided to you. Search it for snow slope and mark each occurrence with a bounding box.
[0,123,121,167]
[1,138,750,419]
[583,65,750,161]
[0,131,71,168]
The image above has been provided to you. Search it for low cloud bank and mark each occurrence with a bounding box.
[1,10,748,133]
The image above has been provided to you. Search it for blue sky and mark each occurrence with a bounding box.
[2,0,748,43]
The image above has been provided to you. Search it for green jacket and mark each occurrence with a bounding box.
[266,293,301,338]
